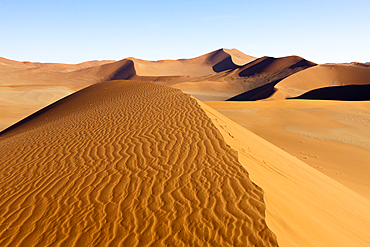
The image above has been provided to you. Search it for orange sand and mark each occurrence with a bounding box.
[201,100,370,247]
[1,49,370,247]
[0,49,256,130]
[205,100,370,200]
[269,64,370,99]
[0,81,277,246]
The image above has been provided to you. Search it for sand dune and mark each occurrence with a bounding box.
[237,56,315,77]
[0,58,136,131]
[201,101,370,247]
[216,56,317,101]
[0,85,75,131]
[2,49,370,247]
[205,100,370,200]
[0,80,277,246]
[294,83,370,100]
[170,56,315,101]
[0,49,257,130]
[0,49,254,88]
[126,48,255,77]
[269,64,370,99]
[0,57,116,71]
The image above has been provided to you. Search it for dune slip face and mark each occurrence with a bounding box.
[0,81,278,246]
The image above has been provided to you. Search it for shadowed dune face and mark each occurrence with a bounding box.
[126,48,255,77]
[270,64,370,99]
[205,100,370,200]
[0,49,258,130]
[238,56,316,77]
[294,84,370,100]
[224,56,316,101]
[201,101,370,247]
[0,81,278,246]
[0,58,138,131]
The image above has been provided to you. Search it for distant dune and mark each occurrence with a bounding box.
[0,81,277,246]
[294,84,370,100]
[201,101,370,247]
[226,56,316,101]
[205,100,370,200]
[0,50,321,130]
[0,57,116,71]
[269,64,370,100]
[1,49,370,247]
[0,49,257,131]
[125,48,255,77]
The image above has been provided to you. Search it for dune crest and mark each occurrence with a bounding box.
[226,56,316,101]
[126,48,255,77]
[0,49,258,130]
[0,81,277,246]
[269,64,370,99]
[0,57,116,71]
[201,100,370,247]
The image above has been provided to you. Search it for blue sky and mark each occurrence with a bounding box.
[1,0,369,64]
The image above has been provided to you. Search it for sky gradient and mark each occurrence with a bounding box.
[1,0,369,64]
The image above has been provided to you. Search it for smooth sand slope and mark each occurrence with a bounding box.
[0,81,277,247]
[127,48,255,77]
[0,49,255,130]
[200,101,370,247]
[269,63,370,99]
[171,55,315,101]
[205,100,370,200]
[0,57,120,131]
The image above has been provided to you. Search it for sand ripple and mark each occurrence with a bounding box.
[0,81,277,246]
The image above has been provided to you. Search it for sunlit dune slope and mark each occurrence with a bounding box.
[237,56,315,77]
[0,80,277,247]
[294,84,370,100]
[200,101,370,247]
[125,48,255,77]
[0,59,136,131]
[0,49,256,130]
[170,56,315,101]
[198,56,317,101]
[269,64,370,99]
[205,100,370,200]
[0,57,115,71]
[0,48,254,88]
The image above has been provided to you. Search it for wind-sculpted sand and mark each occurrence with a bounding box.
[0,49,255,130]
[200,101,370,247]
[205,100,370,200]
[269,64,370,99]
[0,81,277,246]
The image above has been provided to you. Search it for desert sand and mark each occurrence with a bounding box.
[0,81,277,246]
[268,63,370,99]
[1,49,370,247]
[205,100,370,200]
[0,49,255,131]
[200,101,370,247]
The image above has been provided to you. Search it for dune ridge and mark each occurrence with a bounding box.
[268,64,370,100]
[126,48,255,77]
[0,49,254,88]
[225,56,316,101]
[0,49,258,131]
[0,57,116,71]
[0,81,277,246]
[200,101,370,247]
[205,100,370,200]
[170,55,316,101]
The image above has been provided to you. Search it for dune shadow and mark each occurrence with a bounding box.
[212,57,241,72]
[238,57,274,77]
[226,79,283,101]
[293,84,370,101]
